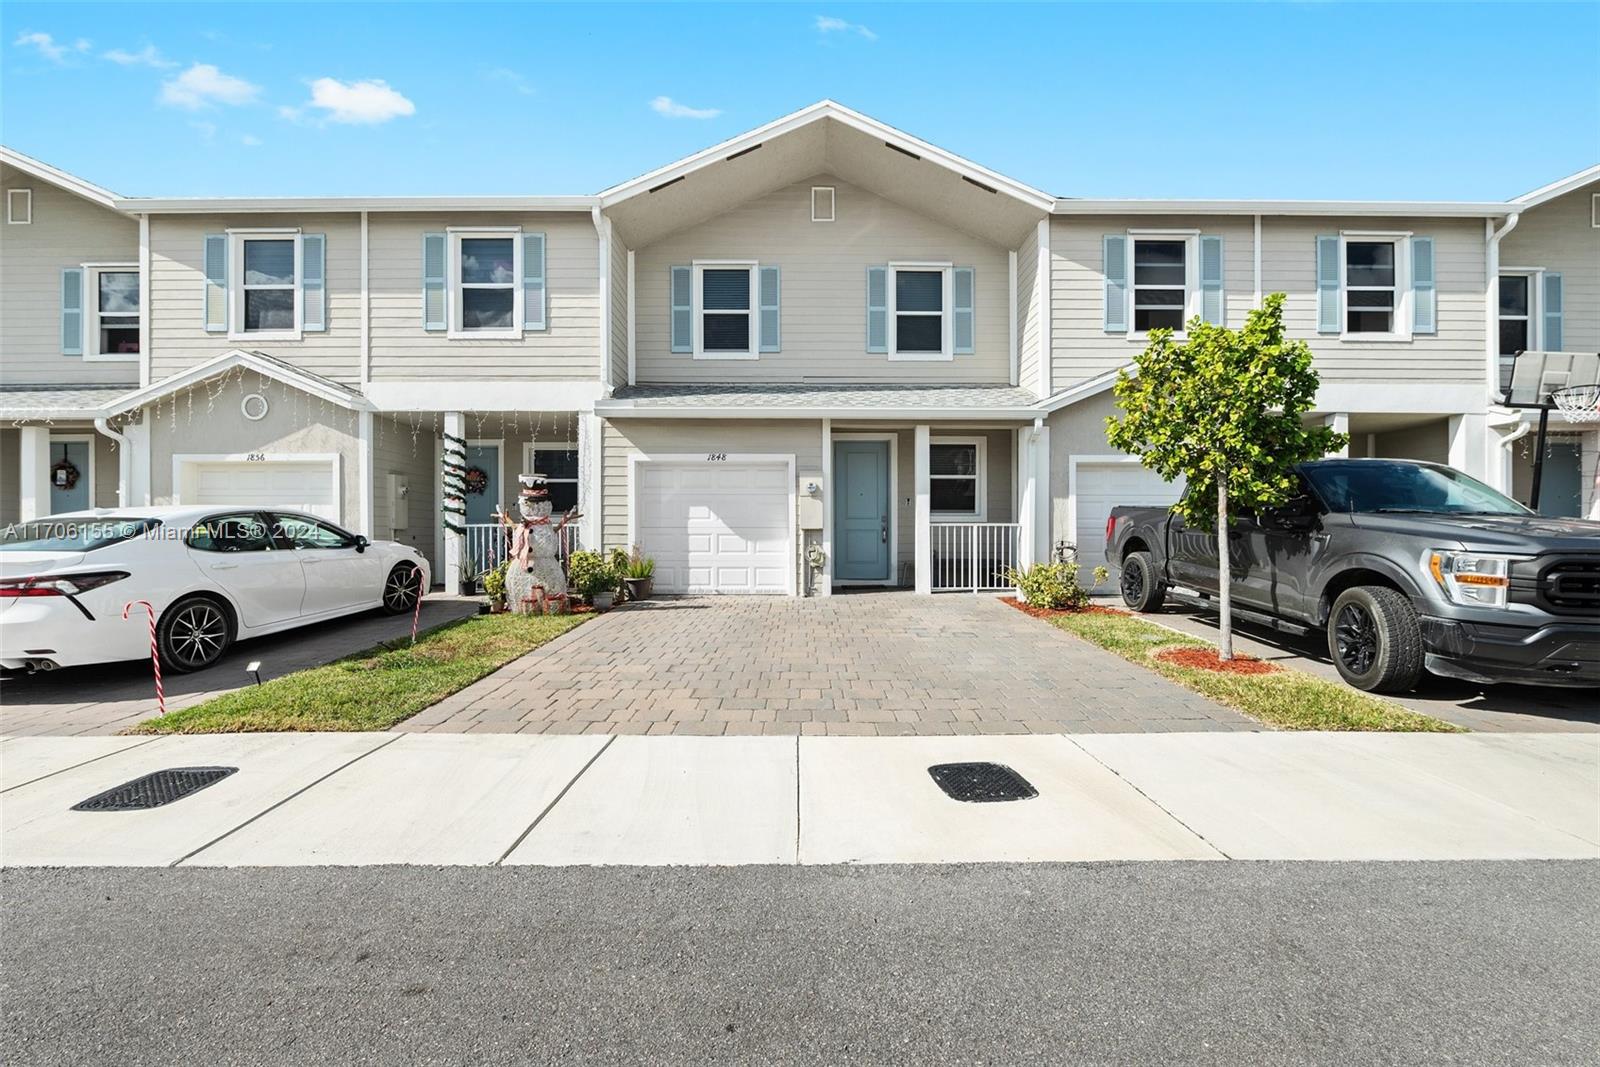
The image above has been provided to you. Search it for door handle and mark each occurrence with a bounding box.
[881,519,888,544]
[211,563,238,571]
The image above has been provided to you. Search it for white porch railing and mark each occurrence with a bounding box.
[463,523,581,578]
[930,522,1021,592]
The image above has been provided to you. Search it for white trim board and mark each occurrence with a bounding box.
[364,380,604,413]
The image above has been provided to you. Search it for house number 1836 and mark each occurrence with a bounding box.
[706,453,727,462]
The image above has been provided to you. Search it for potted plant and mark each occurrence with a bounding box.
[567,549,617,610]
[623,547,655,602]
[481,559,509,613]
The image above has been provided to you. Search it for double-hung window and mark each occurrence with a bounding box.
[453,232,519,336]
[89,267,139,360]
[1344,240,1397,335]
[1497,272,1541,394]
[893,267,947,357]
[525,441,580,514]
[230,233,300,338]
[1131,239,1189,332]
[694,261,757,359]
[929,438,986,519]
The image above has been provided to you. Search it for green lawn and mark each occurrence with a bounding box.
[129,612,588,734]
[1044,609,1462,733]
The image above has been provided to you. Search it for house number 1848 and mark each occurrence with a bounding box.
[706,453,727,462]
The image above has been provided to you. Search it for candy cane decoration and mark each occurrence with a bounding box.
[410,566,426,645]
[123,600,165,716]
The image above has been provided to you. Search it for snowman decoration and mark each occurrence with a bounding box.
[500,473,579,613]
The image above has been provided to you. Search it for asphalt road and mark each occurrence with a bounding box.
[4,862,1597,1065]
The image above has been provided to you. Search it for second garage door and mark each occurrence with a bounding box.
[635,460,792,594]
[1073,461,1183,568]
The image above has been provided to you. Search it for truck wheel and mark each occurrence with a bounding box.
[1119,552,1167,613]
[1328,586,1424,693]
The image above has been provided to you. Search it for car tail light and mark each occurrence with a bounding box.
[1105,515,1117,546]
[0,571,131,598]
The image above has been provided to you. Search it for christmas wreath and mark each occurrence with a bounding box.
[51,456,81,491]
[463,465,490,496]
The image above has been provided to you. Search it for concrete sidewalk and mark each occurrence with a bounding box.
[2,731,1595,867]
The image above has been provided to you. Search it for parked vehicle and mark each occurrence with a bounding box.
[0,507,429,674]
[1105,459,1600,692]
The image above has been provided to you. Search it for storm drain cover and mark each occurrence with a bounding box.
[72,767,238,812]
[927,762,1038,803]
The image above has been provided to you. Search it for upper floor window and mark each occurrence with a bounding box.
[90,266,139,360]
[1102,233,1216,337]
[894,268,945,356]
[699,263,755,358]
[240,238,297,333]
[1132,239,1188,332]
[1498,273,1533,394]
[864,263,974,360]
[206,230,323,340]
[455,233,518,335]
[1344,240,1396,334]
[1317,232,1422,341]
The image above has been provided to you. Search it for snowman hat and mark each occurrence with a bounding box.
[518,472,549,499]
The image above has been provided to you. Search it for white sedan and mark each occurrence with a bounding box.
[0,506,430,674]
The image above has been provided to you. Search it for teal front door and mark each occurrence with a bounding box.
[834,440,891,582]
[49,440,91,515]
[463,445,501,524]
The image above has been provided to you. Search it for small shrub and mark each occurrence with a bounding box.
[567,550,616,599]
[480,559,509,603]
[1004,561,1108,611]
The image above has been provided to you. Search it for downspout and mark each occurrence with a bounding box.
[1484,212,1522,494]
[592,205,612,395]
[93,416,129,508]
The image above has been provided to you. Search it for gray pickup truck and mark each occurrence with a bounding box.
[1105,458,1600,692]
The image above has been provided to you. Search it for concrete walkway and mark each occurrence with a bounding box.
[3,731,1594,867]
[405,593,1251,736]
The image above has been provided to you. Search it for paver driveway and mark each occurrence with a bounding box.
[403,593,1253,736]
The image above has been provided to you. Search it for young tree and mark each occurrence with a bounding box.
[1106,293,1345,659]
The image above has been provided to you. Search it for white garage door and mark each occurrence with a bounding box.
[1074,462,1183,567]
[636,461,791,594]
[184,459,338,521]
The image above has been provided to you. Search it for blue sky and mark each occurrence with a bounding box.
[4,2,1597,201]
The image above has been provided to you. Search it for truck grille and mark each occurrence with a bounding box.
[1513,556,1600,616]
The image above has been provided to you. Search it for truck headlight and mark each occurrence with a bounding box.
[1427,551,1521,608]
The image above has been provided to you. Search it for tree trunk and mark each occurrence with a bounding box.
[1217,471,1233,661]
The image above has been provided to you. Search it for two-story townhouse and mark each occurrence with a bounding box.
[3,102,1595,601]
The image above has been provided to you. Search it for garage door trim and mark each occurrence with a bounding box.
[627,452,797,596]
[172,451,343,524]
[1068,453,1181,567]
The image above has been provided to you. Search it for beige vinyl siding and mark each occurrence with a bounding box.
[1046,389,1131,545]
[371,414,437,566]
[1,165,139,386]
[1050,214,1488,389]
[367,213,599,381]
[92,432,119,508]
[633,177,1011,384]
[1501,182,1600,352]
[608,223,629,386]
[1372,419,1449,464]
[147,213,362,385]
[1016,224,1041,394]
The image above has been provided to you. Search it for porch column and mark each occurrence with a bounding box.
[443,410,466,594]
[357,410,375,538]
[1324,412,1350,457]
[1448,412,1487,480]
[1015,426,1035,569]
[124,415,151,505]
[914,424,931,594]
[18,426,50,521]
[819,417,833,596]
[579,411,602,552]
[1033,423,1050,566]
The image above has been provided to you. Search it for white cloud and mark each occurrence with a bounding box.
[650,95,721,120]
[485,67,534,96]
[104,44,176,68]
[301,77,416,124]
[815,15,877,41]
[190,120,218,141]
[14,31,90,63]
[240,134,262,147]
[160,63,260,109]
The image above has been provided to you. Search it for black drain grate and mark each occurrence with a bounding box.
[72,767,238,812]
[928,762,1038,803]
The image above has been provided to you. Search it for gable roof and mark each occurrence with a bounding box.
[0,146,120,210]
[1511,163,1600,210]
[102,350,371,417]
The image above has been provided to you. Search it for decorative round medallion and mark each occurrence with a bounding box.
[241,393,270,421]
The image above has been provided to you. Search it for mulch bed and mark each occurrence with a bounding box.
[1154,647,1279,675]
[1005,598,1125,620]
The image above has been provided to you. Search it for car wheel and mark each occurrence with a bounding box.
[1328,585,1424,693]
[382,562,422,615]
[1119,551,1167,613]
[158,595,234,673]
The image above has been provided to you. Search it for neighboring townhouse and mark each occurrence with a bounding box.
[2,103,1595,602]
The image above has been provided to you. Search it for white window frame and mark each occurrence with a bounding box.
[811,186,836,223]
[228,228,302,342]
[522,440,581,513]
[887,261,954,362]
[1339,230,1413,342]
[82,262,141,363]
[7,188,32,224]
[929,436,987,521]
[448,226,524,340]
[692,259,758,360]
[1497,267,1544,389]
[1127,230,1199,340]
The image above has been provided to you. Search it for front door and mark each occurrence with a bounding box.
[834,440,891,582]
[49,439,91,515]
[1539,442,1582,517]
[464,445,501,524]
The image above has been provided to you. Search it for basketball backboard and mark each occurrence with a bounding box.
[1503,350,1600,408]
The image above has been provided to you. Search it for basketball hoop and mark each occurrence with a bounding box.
[1552,383,1600,423]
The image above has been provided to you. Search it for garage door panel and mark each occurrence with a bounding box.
[186,460,338,521]
[636,460,791,595]
[1075,463,1183,567]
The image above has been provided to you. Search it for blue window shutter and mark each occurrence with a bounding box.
[1316,235,1341,334]
[60,268,84,356]
[1199,235,1224,326]
[1411,236,1435,335]
[1543,272,1563,350]
[1103,236,1127,332]
[523,232,546,330]
[301,234,326,332]
[670,265,692,352]
[203,233,228,333]
[758,265,780,352]
[866,266,888,353]
[422,232,447,331]
[953,266,975,353]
